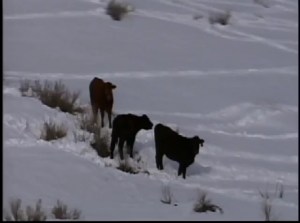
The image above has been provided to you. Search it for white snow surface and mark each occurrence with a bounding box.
[3,0,298,221]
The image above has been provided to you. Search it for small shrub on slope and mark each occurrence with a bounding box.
[193,190,223,214]
[4,198,47,221]
[258,182,284,200]
[105,0,134,21]
[76,109,98,134]
[19,79,83,115]
[160,184,173,205]
[90,127,111,158]
[40,119,67,141]
[116,158,139,174]
[208,10,231,26]
[51,200,82,220]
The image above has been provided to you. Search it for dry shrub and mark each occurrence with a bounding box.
[262,198,273,221]
[193,190,223,214]
[208,10,231,26]
[90,127,111,158]
[40,119,67,141]
[258,182,284,221]
[4,198,47,221]
[51,200,82,220]
[258,182,284,200]
[19,79,84,115]
[73,130,91,143]
[76,110,98,134]
[116,158,139,174]
[160,184,173,205]
[105,0,134,21]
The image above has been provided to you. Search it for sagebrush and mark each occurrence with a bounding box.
[52,200,82,220]
[193,190,223,214]
[40,120,67,141]
[105,0,134,21]
[160,184,173,205]
[3,198,47,221]
[76,109,98,134]
[208,10,231,26]
[90,127,111,158]
[19,79,83,115]
[117,159,139,174]
[258,182,284,200]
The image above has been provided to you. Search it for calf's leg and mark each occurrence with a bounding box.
[100,109,105,128]
[106,108,113,128]
[127,136,136,158]
[178,164,187,179]
[156,153,164,170]
[118,138,125,160]
[110,130,118,159]
[91,104,98,124]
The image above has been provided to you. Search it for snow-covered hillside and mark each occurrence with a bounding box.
[3,0,298,220]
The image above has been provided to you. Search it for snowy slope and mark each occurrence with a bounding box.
[3,0,298,220]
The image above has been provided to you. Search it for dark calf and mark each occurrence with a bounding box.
[89,77,117,128]
[110,114,153,160]
[154,123,205,179]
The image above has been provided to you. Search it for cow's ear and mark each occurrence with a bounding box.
[111,84,117,89]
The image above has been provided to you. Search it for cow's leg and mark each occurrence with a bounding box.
[178,164,187,179]
[92,104,98,124]
[156,153,164,170]
[110,129,118,159]
[118,138,125,160]
[127,136,136,158]
[182,166,187,179]
[178,164,182,176]
[100,108,105,128]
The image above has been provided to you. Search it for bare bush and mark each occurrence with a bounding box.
[258,182,284,200]
[73,130,91,143]
[208,10,231,26]
[51,200,82,220]
[262,198,273,221]
[160,185,173,205]
[40,120,67,141]
[19,79,32,96]
[4,198,47,221]
[19,79,84,115]
[117,159,139,174]
[76,110,98,134]
[105,0,134,21]
[193,190,223,214]
[90,127,110,158]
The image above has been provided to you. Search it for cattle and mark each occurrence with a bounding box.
[110,114,153,160]
[89,77,117,128]
[154,123,205,179]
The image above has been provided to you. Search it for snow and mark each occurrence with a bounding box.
[3,0,298,221]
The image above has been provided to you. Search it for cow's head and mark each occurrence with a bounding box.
[191,136,205,155]
[140,114,153,130]
[104,82,117,101]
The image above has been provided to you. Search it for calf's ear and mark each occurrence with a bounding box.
[111,84,117,89]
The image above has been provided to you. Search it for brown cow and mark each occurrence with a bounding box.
[89,77,117,128]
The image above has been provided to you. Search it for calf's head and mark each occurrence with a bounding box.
[104,82,117,101]
[140,114,153,130]
[191,136,205,155]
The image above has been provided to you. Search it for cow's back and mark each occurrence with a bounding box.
[155,124,193,162]
[89,77,105,105]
